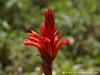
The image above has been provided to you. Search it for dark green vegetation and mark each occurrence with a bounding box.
[0,0,100,75]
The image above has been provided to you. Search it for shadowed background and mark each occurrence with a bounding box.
[0,0,100,75]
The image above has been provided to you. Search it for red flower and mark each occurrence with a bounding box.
[24,8,69,75]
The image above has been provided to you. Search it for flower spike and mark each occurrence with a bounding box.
[24,8,69,75]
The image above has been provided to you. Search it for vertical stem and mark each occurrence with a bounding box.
[41,56,52,75]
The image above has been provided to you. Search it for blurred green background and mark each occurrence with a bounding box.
[0,0,100,75]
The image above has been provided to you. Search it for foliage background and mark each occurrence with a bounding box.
[0,0,100,75]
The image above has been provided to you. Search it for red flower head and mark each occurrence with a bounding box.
[24,8,69,75]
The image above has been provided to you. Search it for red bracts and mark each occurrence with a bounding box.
[24,8,69,61]
[24,8,69,75]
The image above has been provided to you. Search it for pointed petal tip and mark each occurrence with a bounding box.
[27,33,32,36]
[23,41,28,45]
[62,40,69,45]
[31,30,36,34]
[31,30,33,32]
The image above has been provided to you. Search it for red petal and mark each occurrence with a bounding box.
[31,30,42,39]
[44,37,51,43]
[40,26,45,36]
[54,33,64,47]
[44,37,52,55]
[24,40,41,50]
[61,40,69,45]
[28,37,39,42]
[28,33,33,36]
[52,40,69,60]
[54,30,58,37]
[28,30,42,40]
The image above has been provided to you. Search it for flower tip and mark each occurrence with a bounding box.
[31,30,35,33]
[62,40,69,45]
[23,41,28,45]
[31,30,33,32]
[23,40,32,46]
[27,33,32,36]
